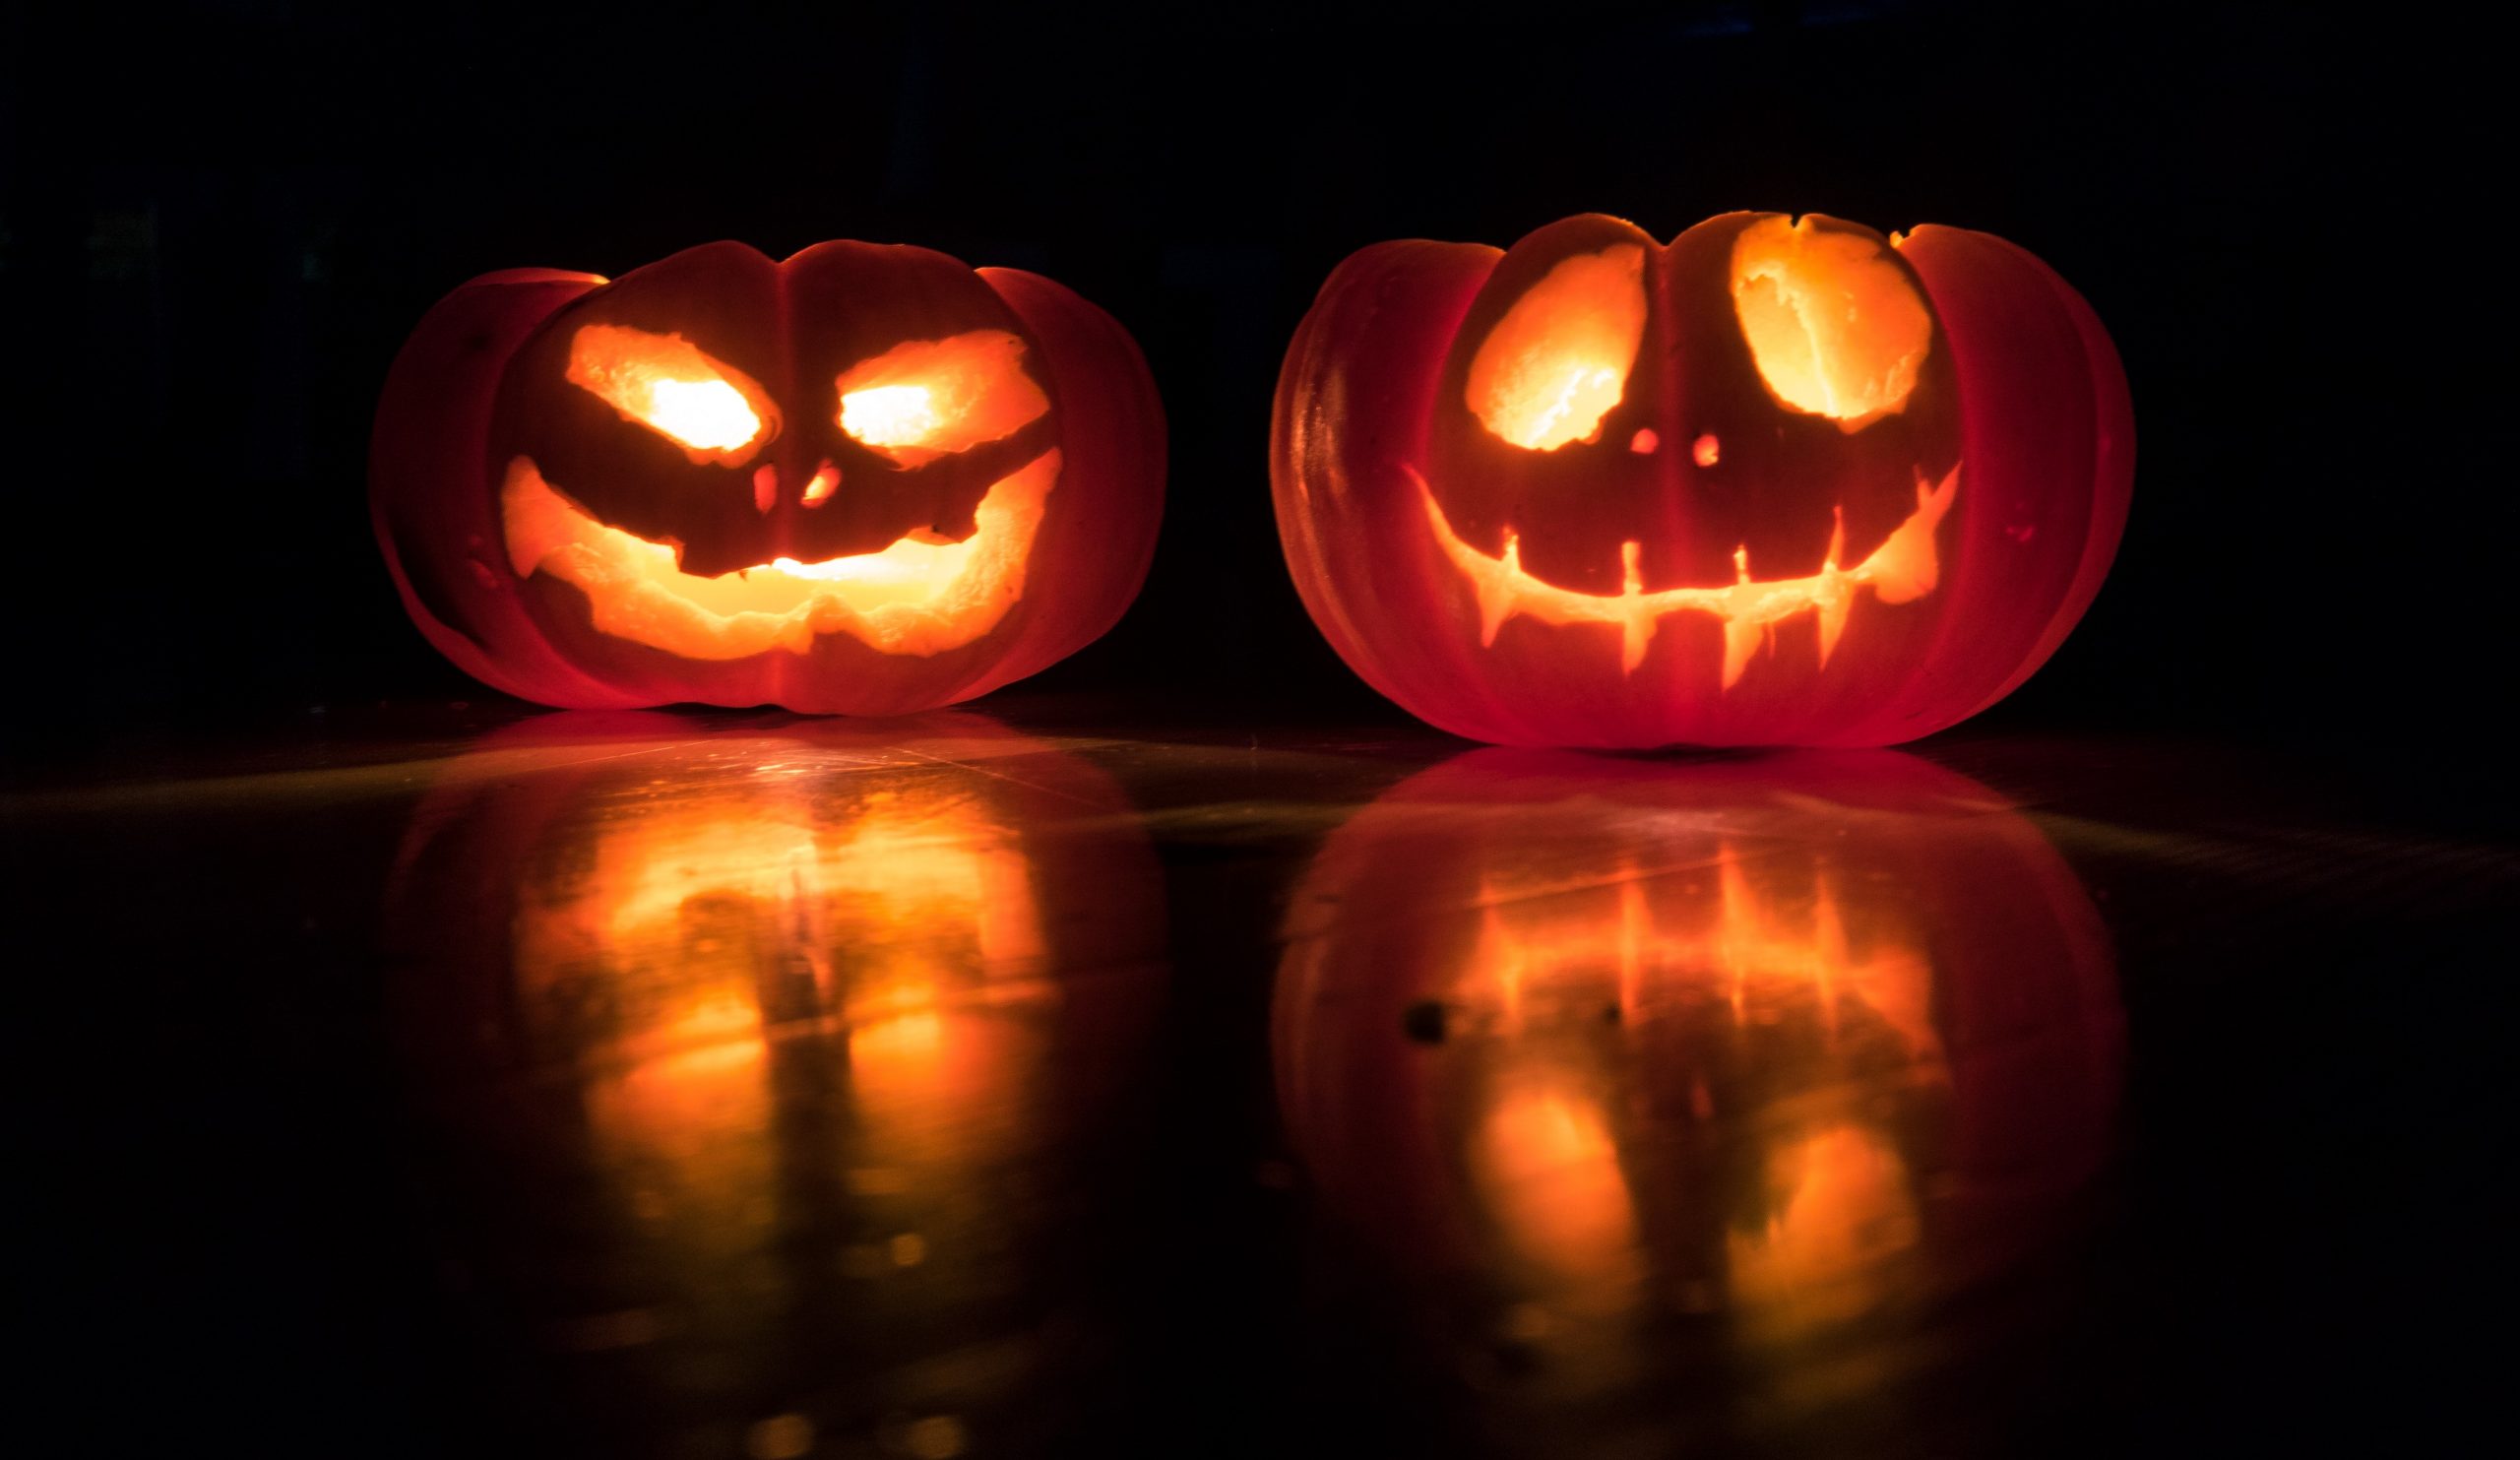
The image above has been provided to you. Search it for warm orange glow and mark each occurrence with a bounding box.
[1705,849,1937,1051]
[841,385,940,447]
[502,450,1059,659]
[1460,846,1937,1055]
[1629,428,1659,455]
[825,806,1047,1172]
[1726,1124,1920,1336]
[526,791,1041,993]
[1430,834,1941,1328]
[1692,432,1720,468]
[511,773,1056,1222]
[1474,1078,1639,1288]
[1273,748,2122,1376]
[849,998,1036,1172]
[1731,217,1932,429]
[566,324,777,461]
[835,330,1051,469]
[1412,462,1960,682]
[1467,245,1649,451]
[583,1025,774,1273]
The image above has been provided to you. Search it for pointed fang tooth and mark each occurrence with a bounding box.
[1721,614,1763,690]
[1816,588,1851,668]
[1619,540,1653,673]
[1478,580,1516,645]
[1622,616,1655,674]
[1478,533,1522,645]
[1622,619,1653,673]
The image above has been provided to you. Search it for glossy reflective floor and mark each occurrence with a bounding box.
[14,698,2506,1458]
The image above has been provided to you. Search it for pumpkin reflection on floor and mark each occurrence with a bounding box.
[1275,750,2121,1439]
[386,713,1166,1453]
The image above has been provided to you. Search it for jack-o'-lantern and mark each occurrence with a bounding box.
[373,241,1164,715]
[1275,750,2120,1435]
[1273,212,2132,747]
[386,714,1166,1444]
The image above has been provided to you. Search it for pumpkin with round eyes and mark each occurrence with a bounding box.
[1272,212,2131,748]
[1273,750,2121,1369]
[373,240,1164,715]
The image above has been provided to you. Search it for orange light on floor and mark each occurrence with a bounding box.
[1457,840,1934,1048]
[1727,1123,1921,1338]
[388,715,1172,1386]
[1409,825,1949,1334]
[1474,1077,1641,1296]
[500,761,1057,1192]
[1274,750,2123,1420]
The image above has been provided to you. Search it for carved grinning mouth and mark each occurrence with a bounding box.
[502,451,1058,660]
[1412,464,1959,687]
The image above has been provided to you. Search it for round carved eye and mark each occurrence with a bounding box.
[835,330,1050,469]
[1466,244,1649,451]
[1730,217,1931,429]
[566,324,778,462]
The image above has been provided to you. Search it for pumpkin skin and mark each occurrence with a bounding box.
[1274,750,2121,1365]
[373,241,1164,715]
[1272,212,2132,748]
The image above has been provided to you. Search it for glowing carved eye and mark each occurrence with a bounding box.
[1730,217,1932,429]
[1468,244,1649,451]
[566,324,777,462]
[836,330,1050,469]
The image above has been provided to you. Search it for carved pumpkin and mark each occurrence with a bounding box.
[1275,750,2121,1398]
[373,242,1164,715]
[1273,212,2132,747]
[386,714,1166,1423]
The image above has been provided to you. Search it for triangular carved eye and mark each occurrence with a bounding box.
[835,330,1050,469]
[567,324,778,463]
[1730,217,1931,430]
[1467,244,1649,451]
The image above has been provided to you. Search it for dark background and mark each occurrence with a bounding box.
[5,6,2506,1458]
[0,1,2492,765]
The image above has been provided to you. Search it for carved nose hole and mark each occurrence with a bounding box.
[752,464,778,514]
[801,463,840,507]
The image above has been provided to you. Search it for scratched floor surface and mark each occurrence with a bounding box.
[13,697,2506,1459]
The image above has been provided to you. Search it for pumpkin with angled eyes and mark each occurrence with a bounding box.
[373,240,1164,715]
[1272,212,2132,748]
